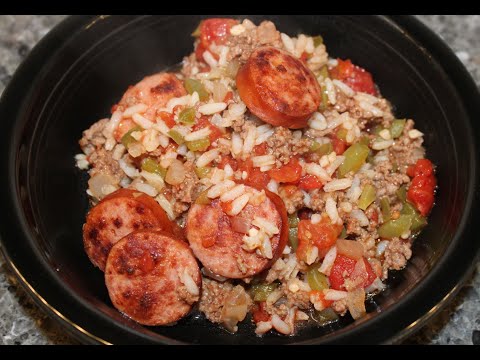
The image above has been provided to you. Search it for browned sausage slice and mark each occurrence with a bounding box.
[105,230,201,326]
[117,72,186,119]
[186,186,285,278]
[236,46,321,129]
[83,188,178,271]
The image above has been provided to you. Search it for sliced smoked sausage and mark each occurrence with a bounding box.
[186,186,287,279]
[83,188,178,271]
[105,230,201,326]
[236,46,321,129]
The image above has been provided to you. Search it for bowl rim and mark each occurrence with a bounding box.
[0,14,479,345]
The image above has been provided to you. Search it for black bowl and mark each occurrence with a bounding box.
[0,15,479,345]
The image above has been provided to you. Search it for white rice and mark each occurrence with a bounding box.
[371,139,394,150]
[260,165,274,172]
[376,240,389,257]
[261,236,273,259]
[350,209,369,227]
[255,129,274,145]
[325,155,345,177]
[333,79,355,97]
[252,216,279,236]
[140,171,164,191]
[227,193,251,216]
[202,50,218,68]
[255,321,273,336]
[357,100,383,117]
[119,158,140,178]
[220,184,246,202]
[347,176,362,202]
[319,246,337,276]
[242,126,256,155]
[155,193,175,220]
[323,289,348,301]
[327,112,349,130]
[271,314,291,335]
[208,180,236,199]
[305,163,331,182]
[75,154,89,170]
[231,132,243,157]
[184,127,212,141]
[198,102,227,115]
[196,149,219,167]
[267,179,279,194]
[176,144,188,156]
[310,214,322,224]
[408,129,423,139]
[210,168,226,185]
[166,94,190,113]
[308,112,327,131]
[134,182,158,197]
[210,113,232,128]
[123,103,148,118]
[323,178,353,192]
[324,78,336,105]
[153,119,171,136]
[281,33,295,53]
[223,164,234,178]
[305,246,318,265]
[112,144,126,161]
[132,113,153,129]
[230,24,246,36]
[228,102,247,118]
[339,201,353,213]
[325,196,340,224]
[252,154,275,168]
[180,269,199,296]
[218,46,229,67]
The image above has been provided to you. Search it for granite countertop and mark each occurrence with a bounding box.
[0,15,479,345]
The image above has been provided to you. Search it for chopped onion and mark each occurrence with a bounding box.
[88,173,118,200]
[231,216,251,234]
[346,288,366,320]
[336,239,364,260]
[212,81,228,103]
[165,159,186,185]
[221,285,249,333]
[365,277,386,294]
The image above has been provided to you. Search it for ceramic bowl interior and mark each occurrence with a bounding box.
[0,15,478,344]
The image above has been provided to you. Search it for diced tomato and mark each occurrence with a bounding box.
[114,118,136,142]
[253,143,268,156]
[296,215,343,261]
[268,158,302,183]
[220,200,234,214]
[330,134,347,155]
[252,302,270,323]
[406,159,436,216]
[298,174,324,190]
[196,18,238,60]
[158,111,176,128]
[111,104,118,113]
[239,159,271,189]
[193,116,224,143]
[309,290,333,310]
[300,51,309,63]
[280,185,298,197]
[329,255,376,291]
[223,91,234,103]
[218,155,238,171]
[330,59,377,96]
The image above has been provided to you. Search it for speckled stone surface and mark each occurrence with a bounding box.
[0,15,479,345]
